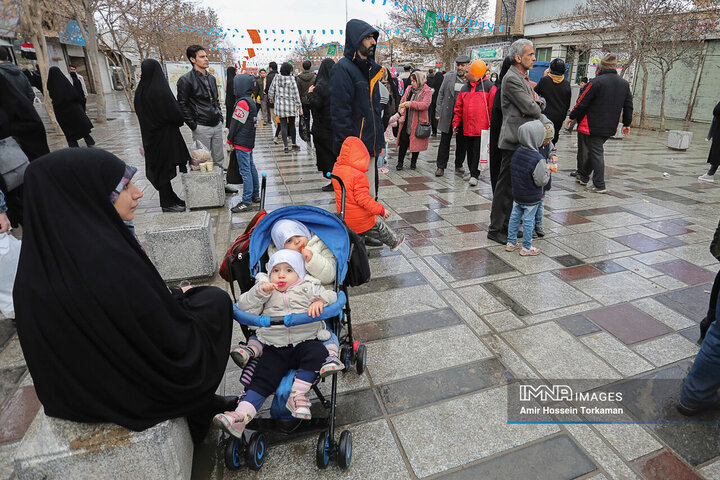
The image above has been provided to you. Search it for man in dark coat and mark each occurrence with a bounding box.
[434,56,469,177]
[698,100,720,182]
[296,60,316,139]
[0,47,35,102]
[566,53,633,194]
[534,58,571,145]
[68,65,87,112]
[488,39,545,245]
[330,20,385,162]
[47,66,95,148]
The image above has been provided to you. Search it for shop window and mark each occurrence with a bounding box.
[536,47,552,63]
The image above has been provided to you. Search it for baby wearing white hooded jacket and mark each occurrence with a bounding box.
[231,243,344,378]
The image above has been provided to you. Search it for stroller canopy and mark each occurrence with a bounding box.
[248,205,350,284]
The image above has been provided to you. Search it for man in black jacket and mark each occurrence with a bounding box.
[265,62,280,140]
[534,58,570,145]
[177,45,224,170]
[567,54,632,194]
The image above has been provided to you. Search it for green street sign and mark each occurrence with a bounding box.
[422,10,436,38]
[328,45,337,55]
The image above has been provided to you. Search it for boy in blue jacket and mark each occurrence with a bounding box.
[228,73,260,213]
[506,120,551,256]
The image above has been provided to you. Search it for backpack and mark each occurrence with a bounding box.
[219,210,267,300]
[338,216,371,287]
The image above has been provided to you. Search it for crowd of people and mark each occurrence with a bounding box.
[1,20,720,453]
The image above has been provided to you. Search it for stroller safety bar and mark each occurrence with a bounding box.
[233,291,347,328]
[326,173,346,221]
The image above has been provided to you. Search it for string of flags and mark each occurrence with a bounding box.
[363,0,498,31]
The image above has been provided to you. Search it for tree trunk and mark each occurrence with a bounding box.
[639,59,649,129]
[659,70,667,131]
[83,6,107,123]
[34,32,62,136]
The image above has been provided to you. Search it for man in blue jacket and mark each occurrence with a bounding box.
[330,19,385,200]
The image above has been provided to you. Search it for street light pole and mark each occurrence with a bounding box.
[501,1,511,41]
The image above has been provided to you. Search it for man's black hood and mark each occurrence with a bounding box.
[344,19,379,61]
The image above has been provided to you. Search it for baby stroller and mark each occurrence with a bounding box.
[221,173,370,472]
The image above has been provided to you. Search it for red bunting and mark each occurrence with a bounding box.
[247,48,255,58]
[247,30,261,43]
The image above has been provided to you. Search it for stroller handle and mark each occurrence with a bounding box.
[326,173,346,221]
[260,173,267,211]
[233,291,347,328]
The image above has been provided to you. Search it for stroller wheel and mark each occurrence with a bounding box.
[355,344,367,375]
[337,430,352,470]
[224,437,243,470]
[340,345,352,371]
[246,432,266,471]
[316,430,331,469]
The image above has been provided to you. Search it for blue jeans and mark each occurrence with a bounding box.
[681,295,720,408]
[535,197,544,229]
[236,149,259,204]
[507,201,539,249]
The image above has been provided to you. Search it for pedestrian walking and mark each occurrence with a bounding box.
[566,53,632,194]
[47,66,95,148]
[134,59,190,213]
[379,68,398,130]
[68,65,88,112]
[268,62,302,153]
[488,39,545,245]
[254,68,270,125]
[396,71,432,170]
[296,60,316,141]
[330,19,385,200]
[14,148,236,444]
[429,68,443,137]
[569,75,590,177]
[225,66,237,128]
[434,55,470,177]
[698,100,720,183]
[177,45,226,170]
[308,58,336,191]
[534,58,571,145]
[452,62,496,185]
[0,47,34,102]
[265,62,280,139]
[489,57,514,192]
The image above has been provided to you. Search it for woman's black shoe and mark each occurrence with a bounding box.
[321,183,334,192]
[410,162,417,170]
[174,198,186,207]
[396,163,403,171]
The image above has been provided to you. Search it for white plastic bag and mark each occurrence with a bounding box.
[189,140,211,171]
[0,233,21,318]
[479,129,490,174]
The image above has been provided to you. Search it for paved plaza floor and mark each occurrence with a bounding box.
[1,93,720,479]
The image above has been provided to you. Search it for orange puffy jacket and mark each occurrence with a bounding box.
[331,137,386,234]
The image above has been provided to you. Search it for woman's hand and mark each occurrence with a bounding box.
[308,85,315,93]
[0,213,10,234]
[308,300,325,318]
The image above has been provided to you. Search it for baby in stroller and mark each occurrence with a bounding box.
[230,219,344,377]
[214,249,337,439]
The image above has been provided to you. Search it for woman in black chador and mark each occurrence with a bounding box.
[134,59,190,212]
[14,148,236,443]
[46,66,94,147]
[225,66,237,128]
[308,58,335,191]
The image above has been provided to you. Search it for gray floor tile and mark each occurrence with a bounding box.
[367,325,492,384]
[392,387,559,478]
[557,314,602,336]
[503,322,620,380]
[553,232,630,258]
[353,307,463,343]
[350,284,447,324]
[436,434,597,480]
[495,272,591,314]
[572,271,666,305]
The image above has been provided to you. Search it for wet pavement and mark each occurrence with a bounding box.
[1,93,720,479]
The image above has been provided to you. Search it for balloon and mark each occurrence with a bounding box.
[470,60,487,79]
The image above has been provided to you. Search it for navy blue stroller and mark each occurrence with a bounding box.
[222,173,369,471]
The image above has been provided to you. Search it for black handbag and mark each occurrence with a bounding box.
[415,122,431,139]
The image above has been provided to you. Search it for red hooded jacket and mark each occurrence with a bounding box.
[331,137,385,234]
[452,76,496,137]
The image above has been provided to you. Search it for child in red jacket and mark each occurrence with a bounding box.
[331,137,405,250]
[452,67,496,186]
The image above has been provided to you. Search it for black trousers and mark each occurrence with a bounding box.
[551,118,563,145]
[465,136,482,179]
[157,181,181,208]
[280,117,296,146]
[397,127,418,166]
[436,126,467,169]
[577,133,609,189]
[360,218,399,247]
[429,102,438,135]
[67,135,95,148]
[489,149,515,235]
[576,131,585,172]
[301,104,311,136]
[247,340,326,398]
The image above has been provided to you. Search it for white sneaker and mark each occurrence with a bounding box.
[698,174,715,183]
[463,173,471,181]
[469,177,478,186]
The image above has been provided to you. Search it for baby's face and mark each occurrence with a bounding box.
[283,235,309,252]
[269,262,299,292]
